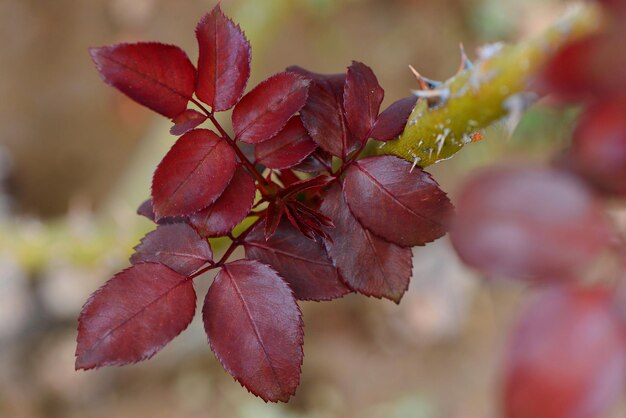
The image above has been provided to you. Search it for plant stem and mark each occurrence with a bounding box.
[190,98,274,192]
[378,3,602,167]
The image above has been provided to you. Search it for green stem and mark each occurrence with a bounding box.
[378,3,602,167]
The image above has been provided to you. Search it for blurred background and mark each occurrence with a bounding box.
[1,0,618,417]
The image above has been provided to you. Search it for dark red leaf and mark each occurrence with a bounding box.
[503,285,626,418]
[370,96,418,141]
[343,61,384,142]
[195,4,251,112]
[537,32,626,102]
[188,167,256,237]
[244,220,350,301]
[254,117,317,169]
[566,96,626,196]
[320,184,413,303]
[343,155,453,247]
[152,129,237,219]
[203,260,303,402]
[90,43,196,118]
[76,263,196,370]
[288,66,357,158]
[136,198,183,225]
[232,72,310,144]
[264,201,284,240]
[130,223,212,275]
[280,175,333,199]
[291,149,332,173]
[597,0,626,15]
[137,198,156,221]
[450,166,614,281]
[170,109,207,136]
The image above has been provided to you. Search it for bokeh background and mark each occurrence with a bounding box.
[1,0,620,417]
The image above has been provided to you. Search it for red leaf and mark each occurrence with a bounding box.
[288,66,358,158]
[188,167,256,237]
[566,96,626,196]
[291,149,332,173]
[90,43,196,118]
[503,286,626,418]
[343,155,453,247]
[203,260,303,402]
[152,129,237,219]
[244,220,350,301]
[130,223,212,275]
[232,72,310,144]
[370,96,418,141]
[343,61,384,143]
[76,263,196,370]
[137,198,156,221]
[170,109,207,136]
[537,33,626,102]
[254,117,317,169]
[320,184,413,303]
[450,166,614,281]
[136,198,183,225]
[195,4,251,112]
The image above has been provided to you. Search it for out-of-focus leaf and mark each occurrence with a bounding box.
[503,285,626,418]
[450,166,614,281]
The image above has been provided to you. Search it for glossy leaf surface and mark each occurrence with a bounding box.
[343,61,384,142]
[76,263,196,370]
[203,260,303,402]
[90,42,196,118]
[254,117,317,169]
[288,66,357,158]
[130,223,212,275]
[344,155,453,247]
[152,129,237,219]
[244,220,350,301]
[188,167,256,237]
[503,286,626,418]
[450,167,614,281]
[170,109,207,136]
[370,96,418,141]
[232,72,310,144]
[195,4,251,111]
[320,184,412,302]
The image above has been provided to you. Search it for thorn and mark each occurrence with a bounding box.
[411,88,450,101]
[408,65,442,90]
[458,43,473,71]
[410,155,421,172]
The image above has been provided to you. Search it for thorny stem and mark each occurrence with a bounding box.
[378,3,602,167]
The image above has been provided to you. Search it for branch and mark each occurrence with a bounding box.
[378,3,603,167]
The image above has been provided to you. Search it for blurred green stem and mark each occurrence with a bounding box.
[378,3,602,167]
